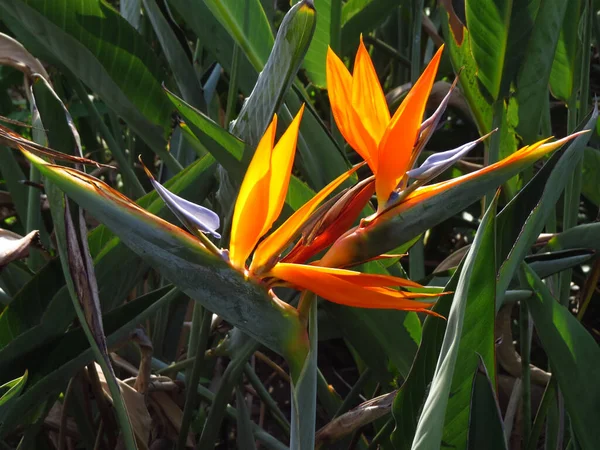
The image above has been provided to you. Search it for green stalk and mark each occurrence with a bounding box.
[225,43,241,127]
[559,98,580,306]
[25,164,44,270]
[184,303,203,383]
[177,306,212,450]
[330,0,342,55]
[197,338,260,449]
[520,299,532,443]
[410,0,424,82]
[526,378,556,450]
[151,359,288,450]
[244,363,291,435]
[316,369,343,418]
[329,0,343,148]
[366,417,394,450]
[485,99,504,208]
[409,0,425,284]
[155,356,196,375]
[70,77,145,199]
[363,35,412,68]
[333,368,372,418]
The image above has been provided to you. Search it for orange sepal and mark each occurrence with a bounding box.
[326,47,378,171]
[229,106,305,269]
[375,45,444,208]
[269,263,442,314]
[250,162,365,273]
[351,36,390,153]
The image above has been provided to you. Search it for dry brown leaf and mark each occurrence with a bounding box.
[95,363,152,449]
[150,391,195,447]
[315,390,396,446]
[0,228,40,268]
[0,32,49,79]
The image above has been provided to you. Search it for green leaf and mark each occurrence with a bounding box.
[581,147,600,205]
[202,0,273,73]
[549,0,582,101]
[290,297,318,450]
[0,371,27,423]
[235,386,258,450]
[497,109,597,300]
[0,0,178,169]
[321,137,576,269]
[25,155,305,357]
[515,0,569,143]
[169,0,258,94]
[466,0,538,101]
[390,270,458,450]
[411,193,497,449]
[520,263,600,449]
[545,222,600,253]
[0,259,63,349]
[166,89,318,211]
[467,356,507,450]
[141,0,205,110]
[230,0,316,146]
[340,0,400,55]
[323,304,420,382]
[301,0,331,88]
[0,287,175,434]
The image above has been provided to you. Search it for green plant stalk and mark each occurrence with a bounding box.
[290,297,318,450]
[225,43,241,127]
[526,378,556,450]
[25,165,44,270]
[411,0,424,82]
[155,356,196,375]
[330,0,342,54]
[520,298,532,443]
[70,77,146,199]
[366,417,394,450]
[577,257,600,320]
[177,305,212,450]
[485,99,504,208]
[578,0,592,125]
[69,281,138,450]
[150,358,288,450]
[197,338,260,449]
[243,363,291,435]
[333,367,372,418]
[409,238,425,281]
[316,368,343,418]
[559,98,581,307]
[184,303,203,383]
[363,35,412,68]
[329,0,343,148]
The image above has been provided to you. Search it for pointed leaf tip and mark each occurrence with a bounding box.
[139,157,221,239]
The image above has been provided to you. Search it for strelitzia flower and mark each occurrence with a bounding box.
[145,105,443,315]
[327,37,451,209]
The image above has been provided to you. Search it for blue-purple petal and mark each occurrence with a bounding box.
[407,132,493,181]
[149,178,221,239]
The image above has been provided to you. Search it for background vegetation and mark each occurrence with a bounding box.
[0,0,599,449]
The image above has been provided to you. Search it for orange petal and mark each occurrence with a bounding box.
[375,45,444,208]
[378,133,584,221]
[229,116,277,269]
[351,36,391,153]
[326,47,378,170]
[250,162,365,273]
[270,263,440,313]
